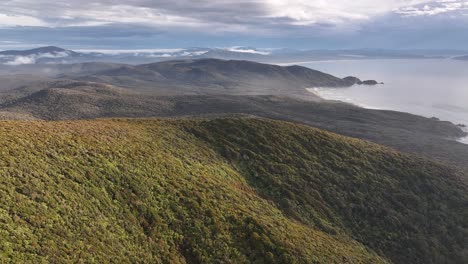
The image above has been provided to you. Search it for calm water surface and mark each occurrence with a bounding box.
[299,59,468,143]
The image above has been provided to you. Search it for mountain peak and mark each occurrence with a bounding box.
[0,46,79,65]
[0,46,74,56]
[32,46,67,53]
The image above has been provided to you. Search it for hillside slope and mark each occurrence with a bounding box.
[1,83,467,173]
[182,118,468,264]
[66,59,367,97]
[0,117,466,263]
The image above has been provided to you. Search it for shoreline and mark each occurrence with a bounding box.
[307,87,468,145]
[458,137,468,144]
[457,127,468,144]
[307,87,384,110]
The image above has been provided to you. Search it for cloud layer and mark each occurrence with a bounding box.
[0,0,454,29]
[0,1,467,49]
[396,0,468,16]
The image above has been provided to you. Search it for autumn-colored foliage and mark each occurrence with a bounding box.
[0,117,465,263]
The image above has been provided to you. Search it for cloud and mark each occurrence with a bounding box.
[262,0,432,25]
[4,56,36,65]
[396,0,468,16]
[226,47,271,55]
[0,1,467,49]
[1,51,71,65]
[0,0,443,31]
[0,13,47,27]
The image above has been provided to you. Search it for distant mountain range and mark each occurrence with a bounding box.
[1,46,467,65]
[0,59,379,99]
[61,59,378,97]
[0,46,84,65]
[0,46,274,65]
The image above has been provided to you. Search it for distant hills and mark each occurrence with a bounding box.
[0,117,466,263]
[1,46,467,65]
[0,46,75,57]
[65,59,375,97]
[0,46,273,65]
[0,46,83,65]
[0,59,377,98]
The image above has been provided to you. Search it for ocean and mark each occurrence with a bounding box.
[299,59,468,144]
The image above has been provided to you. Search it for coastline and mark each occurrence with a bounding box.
[306,87,384,110]
[457,127,468,144]
[307,87,468,145]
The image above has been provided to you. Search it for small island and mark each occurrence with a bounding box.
[343,76,381,86]
[360,80,379,85]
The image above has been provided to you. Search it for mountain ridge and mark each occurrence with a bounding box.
[1,46,466,65]
[0,46,72,56]
[0,117,466,263]
[65,59,376,97]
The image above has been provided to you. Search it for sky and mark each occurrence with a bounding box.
[0,0,467,50]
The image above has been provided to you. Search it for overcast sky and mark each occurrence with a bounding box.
[0,0,467,50]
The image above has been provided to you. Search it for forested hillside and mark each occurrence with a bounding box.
[0,117,466,263]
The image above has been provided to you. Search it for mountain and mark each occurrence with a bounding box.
[0,117,466,263]
[1,46,464,65]
[0,46,83,65]
[65,59,372,98]
[0,46,76,57]
[0,46,271,65]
